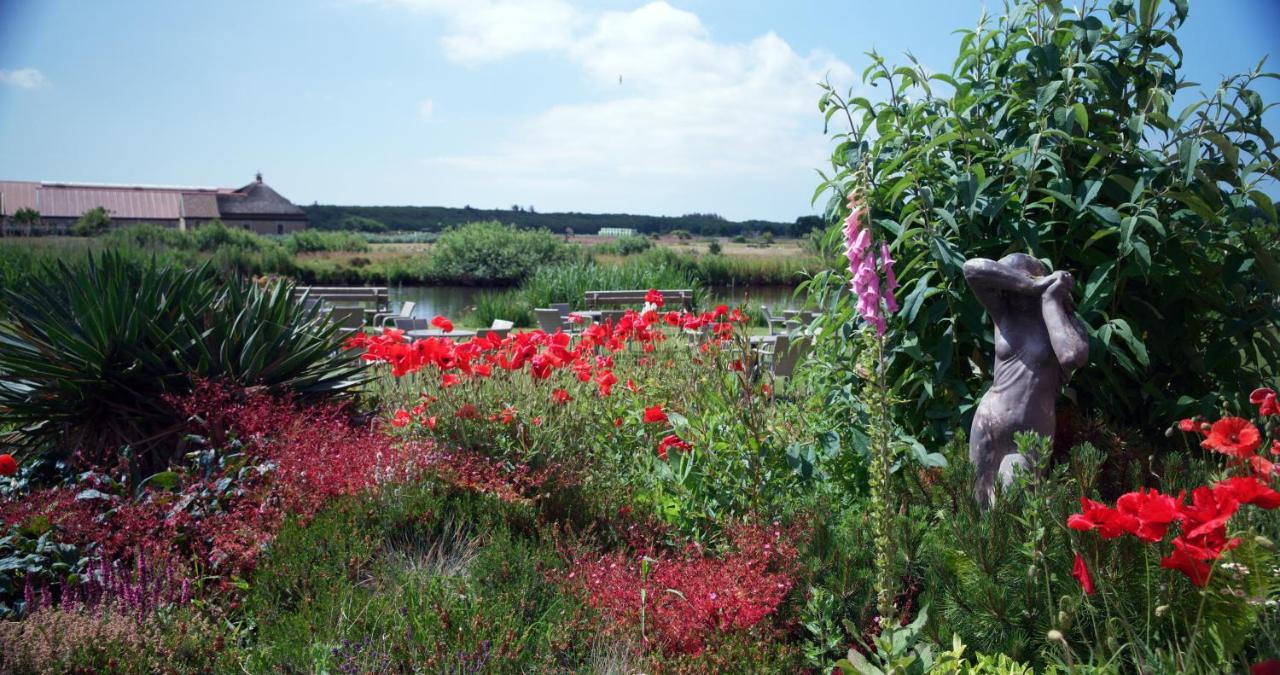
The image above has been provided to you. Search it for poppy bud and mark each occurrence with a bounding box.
[1155,604,1169,617]
[1057,610,1072,631]
[1256,535,1275,550]
[1046,629,1065,643]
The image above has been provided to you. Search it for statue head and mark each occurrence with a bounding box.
[998,252,1048,278]
[999,253,1049,311]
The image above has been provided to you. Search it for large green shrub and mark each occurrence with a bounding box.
[425,221,577,286]
[810,0,1279,445]
[282,229,369,254]
[0,252,368,473]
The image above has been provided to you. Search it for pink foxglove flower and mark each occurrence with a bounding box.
[880,242,899,314]
[843,194,895,335]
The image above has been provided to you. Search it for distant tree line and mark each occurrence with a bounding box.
[303,204,823,238]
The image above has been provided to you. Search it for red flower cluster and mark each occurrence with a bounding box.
[348,308,744,388]
[0,453,16,476]
[565,524,798,654]
[1069,474,1280,586]
[1251,388,1279,416]
[657,434,692,460]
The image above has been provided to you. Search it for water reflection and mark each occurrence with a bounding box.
[387,285,803,321]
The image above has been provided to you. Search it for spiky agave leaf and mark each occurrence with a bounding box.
[0,250,369,472]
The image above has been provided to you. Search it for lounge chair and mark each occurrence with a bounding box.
[535,308,569,333]
[550,302,572,318]
[372,300,416,328]
[482,319,514,340]
[760,305,788,335]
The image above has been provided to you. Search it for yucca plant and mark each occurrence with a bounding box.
[0,251,368,474]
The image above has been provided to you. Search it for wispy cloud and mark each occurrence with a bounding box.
[417,98,435,119]
[369,1,852,218]
[0,67,47,89]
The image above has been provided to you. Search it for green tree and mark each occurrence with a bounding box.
[72,206,112,236]
[10,207,40,236]
[810,0,1279,447]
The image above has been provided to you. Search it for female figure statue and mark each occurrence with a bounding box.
[963,253,1089,508]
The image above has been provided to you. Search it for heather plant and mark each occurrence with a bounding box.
[809,0,1280,454]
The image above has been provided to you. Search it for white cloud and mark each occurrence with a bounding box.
[369,0,582,64]
[0,68,47,89]
[373,1,853,219]
[417,98,435,119]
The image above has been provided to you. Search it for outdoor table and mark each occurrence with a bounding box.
[405,329,477,340]
[570,310,602,319]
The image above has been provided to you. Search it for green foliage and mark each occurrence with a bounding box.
[811,0,1280,447]
[836,606,935,675]
[281,229,369,254]
[913,437,1278,671]
[338,214,388,232]
[240,482,595,671]
[425,221,578,286]
[304,203,798,237]
[594,234,653,256]
[0,251,368,473]
[470,289,534,328]
[11,208,40,227]
[71,206,111,236]
[708,239,723,255]
[519,252,700,311]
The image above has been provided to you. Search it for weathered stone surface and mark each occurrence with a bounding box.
[963,253,1089,508]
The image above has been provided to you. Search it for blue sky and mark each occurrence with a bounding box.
[0,0,1276,222]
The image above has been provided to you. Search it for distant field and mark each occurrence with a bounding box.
[365,234,806,259]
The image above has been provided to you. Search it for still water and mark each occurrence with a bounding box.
[387,285,803,321]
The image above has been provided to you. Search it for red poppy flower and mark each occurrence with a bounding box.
[1071,553,1096,596]
[1179,486,1239,541]
[1251,660,1280,675]
[431,315,454,332]
[1068,497,1139,539]
[1115,488,1180,542]
[1201,417,1262,458]
[1273,440,1280,456]
[455,403,479,419]
[0,453,17,476]
[1251,388,1279,416]
[626,379,641,394]
[391,409,412,428]
[500,407,517,425]
[1160,541,1213,587]
[614,418,622,428]
[1215,475,1280,509]
[441,373,461,388]
[1177,418,1198,433]
[552,388,572,405]
[657,434,691,459]
[595,370,617,397]
[1249,455,1278,478]
[645,289,664,307]
[426,416,438,430]
[643,405,668,424]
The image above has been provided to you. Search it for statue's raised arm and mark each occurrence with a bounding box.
[962,253,1090,509]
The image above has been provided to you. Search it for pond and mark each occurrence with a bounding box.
[387,285,805,321]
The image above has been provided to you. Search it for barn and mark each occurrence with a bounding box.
[0,173,307,235]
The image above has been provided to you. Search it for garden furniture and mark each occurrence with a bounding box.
[535,308,571,333]
[584,289,694,311]
[760,305,788,335]
[405,328,477,340]
[372,300,416,328]
[325,305,365,335]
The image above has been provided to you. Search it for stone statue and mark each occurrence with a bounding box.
[963,254,1089,508]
